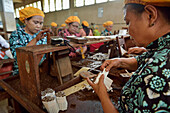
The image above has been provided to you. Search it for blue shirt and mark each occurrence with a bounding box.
[9,26,47,75]
[101,29,113,36]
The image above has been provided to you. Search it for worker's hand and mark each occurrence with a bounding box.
[87,74,108,99]
[128,47,147,54]
[100,59,121,72]
[36,29,50,41]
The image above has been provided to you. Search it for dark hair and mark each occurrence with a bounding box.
[124,3,145,16]
[82,24,90,36]
[68,22,73,26]
[26,16,33,21]
[156,6,170,24]
[124,3,170,24]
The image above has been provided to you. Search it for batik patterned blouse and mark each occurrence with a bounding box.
[9,27,47,75]
[101,29,113,36]
[118,33,170,112]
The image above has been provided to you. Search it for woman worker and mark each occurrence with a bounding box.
[58,16,87,57]
[57,24,66,35]
[90,24,104,52]
[87,0,170,112]
[79,21,93,36]
[50,22,58,36]
[58,16,81,38]
[101,21,113,36]
[9,7,50,75]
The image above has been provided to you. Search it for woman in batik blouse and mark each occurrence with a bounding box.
[87,0,170,112]
[101,21,113,36]
[9,7,50,75]
[58,16,87,57]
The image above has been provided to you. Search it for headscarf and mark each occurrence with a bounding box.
[19,7,45,23]
[61,24,66,27]
[124,0,170,7]
[82,21,89,27]
[103,21,113,27]
[51,22,57,27]
[65,16,80,24]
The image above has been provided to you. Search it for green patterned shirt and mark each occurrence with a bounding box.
[9,26,47,75]
[101,29,113,36]
[118,33,170,112]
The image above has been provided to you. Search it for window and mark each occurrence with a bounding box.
[50,0,55,12]
[75,0,84,7]
[96,0,108,3]
[18,7,21,11]
[15,8,19,18]
[85,0,95,6]
[33,2,37,8]
[43,0,69,12]
[56,0,62,10]
[25,5,29,7]
[29,3,33,7]
[37,1,42,10]
[63,0,70,9]
[15,1,43,18]
[43,0,49,13]
[20,6,24,9]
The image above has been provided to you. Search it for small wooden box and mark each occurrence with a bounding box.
[16,44,73,106]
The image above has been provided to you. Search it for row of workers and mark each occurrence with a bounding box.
[50,20,113,37]
[7,0,170,112]
[9,7,116,75]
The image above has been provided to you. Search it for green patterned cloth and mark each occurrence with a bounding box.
[9,26,47,75]
[101,29,113,36]
[118,33,170,112]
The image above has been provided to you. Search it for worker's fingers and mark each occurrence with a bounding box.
[86,77,95,89]
[98,74,105,85]
[100,60,110,71]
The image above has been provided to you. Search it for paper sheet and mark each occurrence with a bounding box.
[63,80,89,96]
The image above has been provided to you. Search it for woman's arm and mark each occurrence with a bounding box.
[101,57,138,71]
[128,47,147,54]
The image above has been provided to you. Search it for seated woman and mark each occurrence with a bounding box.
[87,0,170,112]
[56,24,66,36]
[93,25,101,36]
[79,21,93,36]
[101,21,113,36]
[58,16,87,57]
[58,16,80,38]
[50,22,58,36]
[9,7,50,75]
[90,25,104,52]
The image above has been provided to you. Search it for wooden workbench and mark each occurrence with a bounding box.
[0,68,128,113]
[0,38,128,112]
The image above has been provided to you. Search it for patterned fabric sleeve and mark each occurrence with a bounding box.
[134,51,148,66]
[9,31,23,75]
[118,34,170,112]
[101,29,113,36]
